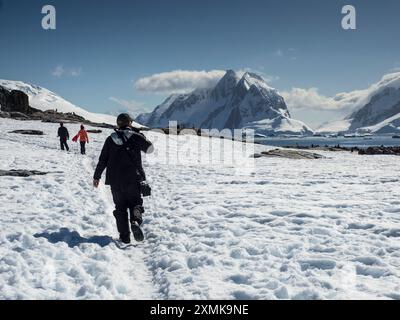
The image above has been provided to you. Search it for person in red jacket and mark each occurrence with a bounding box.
[72,125,89,155]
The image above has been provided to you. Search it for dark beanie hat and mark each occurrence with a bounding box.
[117,113,133,128]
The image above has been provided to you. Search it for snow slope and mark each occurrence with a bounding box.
[1,118,400,299]
[317,119,353,134]
[359,113,400,134]
[136,70,313,136]
[0,80,143,127]
[318,72,400,134]
[244,117,314,137]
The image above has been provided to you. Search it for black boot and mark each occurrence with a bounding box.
[130,206,144,242]
[131,221,144,242]
[119,233,131,244]
[113,210,131,243]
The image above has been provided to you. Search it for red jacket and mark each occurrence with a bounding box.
[73,130,89,143]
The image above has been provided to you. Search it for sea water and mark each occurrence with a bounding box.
[256,135,400,148]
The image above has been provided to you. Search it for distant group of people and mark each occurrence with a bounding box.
[57,122,89,155]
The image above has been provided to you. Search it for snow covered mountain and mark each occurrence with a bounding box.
[136,70,313,136]
[318,72,400,134]
[0,79,126,126]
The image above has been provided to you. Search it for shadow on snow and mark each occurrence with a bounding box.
[34,228,114,248]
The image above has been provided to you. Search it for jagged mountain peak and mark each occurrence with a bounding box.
[211,70,241,101]
[136,70,313,136]
[241,71,267,84]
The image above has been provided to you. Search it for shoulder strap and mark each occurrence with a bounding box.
[114,129,145,181]
[115,129,128,144]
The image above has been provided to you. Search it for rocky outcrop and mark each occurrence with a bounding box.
[86,129,102,134]
[9,112,31,120]
[253,149,324,159]
[358,146,400,155]
[9,130,44,135]
[0,170,49,177]
[0,85,116,129]
[0,111,10,118]
[0,87,37,114]
[282,145,351,152]
[32,110,86,123]
[278,144,400,156]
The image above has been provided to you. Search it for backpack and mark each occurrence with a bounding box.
[114,129,152,197]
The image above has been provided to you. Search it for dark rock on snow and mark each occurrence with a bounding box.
[281,144,400,156]
[282,144,349,152]
[9,112,31,120]
[358,146,400,155]
[0,87,34,114]
[0,170,48,177]
[0,111,10,118]
[86,129,102,134]
[9,130,44,135]
[253,149,324,159]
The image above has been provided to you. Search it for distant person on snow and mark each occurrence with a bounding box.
[93,113,154,244]
[72,125,89,155]
[57,122,70,151]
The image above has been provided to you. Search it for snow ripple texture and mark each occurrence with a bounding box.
[0,118,399,300]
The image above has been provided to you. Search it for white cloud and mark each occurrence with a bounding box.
[273,48,297,61]
[51,65,82,78]
[281,87,366,113]
[70,68,82,77]
[134,69,279,94]
[134,70,226,94]
[51,65,65,78]
[281,72,400,113]
[109,97,149,116]
[282,88,337,111]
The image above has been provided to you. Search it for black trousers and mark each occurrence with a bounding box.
[111,184,144,238]
[80,142,86,155]
[60,138,69,151]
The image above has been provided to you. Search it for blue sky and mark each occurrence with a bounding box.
[0,0,399,128]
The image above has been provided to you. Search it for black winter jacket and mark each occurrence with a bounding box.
[58,127,69,140]
[93,128,154,187]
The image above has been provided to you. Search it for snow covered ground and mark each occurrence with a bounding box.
[0,118,400,300]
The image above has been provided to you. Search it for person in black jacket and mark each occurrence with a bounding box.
[57,122,70,151]
[93,114,154,243]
